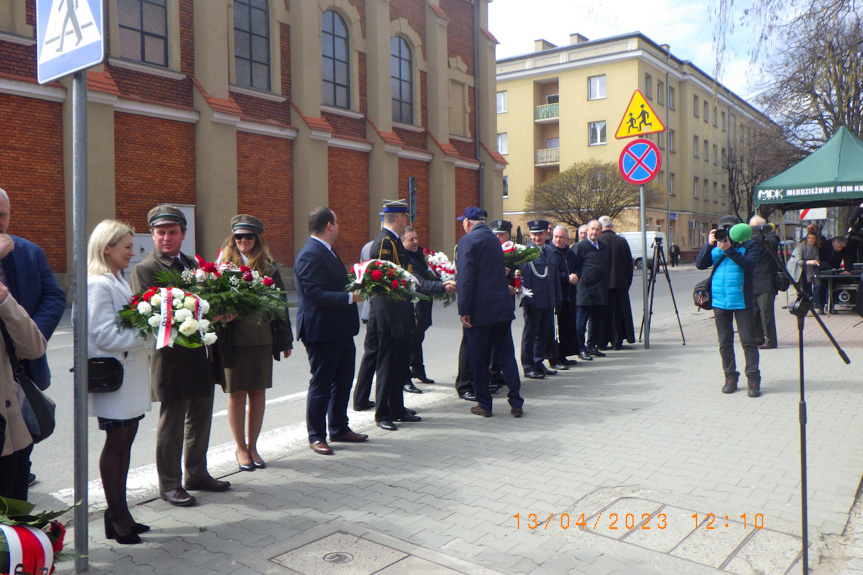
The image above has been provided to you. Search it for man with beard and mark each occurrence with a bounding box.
[598,216,635,350]
[549,226,579,368]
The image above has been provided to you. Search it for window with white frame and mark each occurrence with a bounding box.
[657,79,664,105]
[588,75,606,100]
[693,95,699,117]
[689,220,698,248]
[693,177,699,198]
[713,106,718,126]
[693,136,699,157]
[496,91,507,113]
[721,111,726,131]
[703,101,709,122]
[503,176,509,198]
[713,144,718,165]
[668,129,675,152]
[721,147,727,165]
[497,133,508,155]
[703,140,709,161]
[668,86,676,110]
[703,179,708,199]
[713,182,718,202]
[644,73,653,98]
[588,121,607,145]
[669,172,675,196]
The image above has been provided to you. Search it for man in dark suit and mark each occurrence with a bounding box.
[518,219,562,379]
[456,207,524,417]
[573,220,609,359]
[403,226,434,391]
[0,187,66,493]
[598,216,635,350]
[130,205,230,507]
[295,207,368,455]
[368,199,453,431]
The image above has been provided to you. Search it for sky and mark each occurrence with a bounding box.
[488,0,761,101]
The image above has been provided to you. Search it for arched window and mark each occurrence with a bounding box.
[391,36,413,124]
[234,0,270,91]
[322,10,350,109]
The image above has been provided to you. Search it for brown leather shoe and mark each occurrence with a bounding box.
[470,405,492,417]
[161,488,196,507]
[330,431,369,443]
[184,477,231,492]
[511,407,523,418]
[310,440,334,455]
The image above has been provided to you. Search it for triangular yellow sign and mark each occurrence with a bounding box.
[615,90,666,139]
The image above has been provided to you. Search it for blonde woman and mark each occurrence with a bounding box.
[87,220,151,544]
[217,215,292,471]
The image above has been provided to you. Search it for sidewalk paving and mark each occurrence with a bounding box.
[54,303,863,575]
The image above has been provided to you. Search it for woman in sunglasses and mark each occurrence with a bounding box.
[217,215,293,472]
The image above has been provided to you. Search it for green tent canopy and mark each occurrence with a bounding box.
[754,126,863,210]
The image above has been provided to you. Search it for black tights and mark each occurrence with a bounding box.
[100,422,139,534]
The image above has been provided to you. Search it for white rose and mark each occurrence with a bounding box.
[147,313,162,328]
[184,296,197,311]
[194,269,208,282]
[171,288,184,300]
[150,294,162,308]
[174,308,192,322]
[136,301,152,316]
[198,319,210,331]
[200,299,210,315]
[203,332,218,345]
[178,318,199,336]
[218,262,232,272]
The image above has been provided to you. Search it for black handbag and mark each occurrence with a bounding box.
[88,353,126,393]
[693,254,727,311]
[1,320,55,444]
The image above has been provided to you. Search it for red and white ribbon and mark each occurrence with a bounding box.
[0,524,53,575]
[155,287,174,349]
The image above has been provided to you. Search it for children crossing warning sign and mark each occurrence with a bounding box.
[615,90,665,139]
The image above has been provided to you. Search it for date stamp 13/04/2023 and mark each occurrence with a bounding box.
[513,512,765,532]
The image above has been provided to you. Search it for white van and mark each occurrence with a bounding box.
[619,231,667,269]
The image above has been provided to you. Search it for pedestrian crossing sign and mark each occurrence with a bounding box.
[615,90,666,139]
[36,0,104,84]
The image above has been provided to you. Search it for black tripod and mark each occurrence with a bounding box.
[639,237,685,345]
[756,232,850,574]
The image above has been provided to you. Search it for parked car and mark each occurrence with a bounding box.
[620,231,667,269]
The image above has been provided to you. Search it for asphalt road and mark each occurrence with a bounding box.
[28,266,708,510]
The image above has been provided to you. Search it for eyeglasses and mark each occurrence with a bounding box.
[234,233,256,241]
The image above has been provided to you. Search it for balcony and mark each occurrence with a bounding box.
[535,103,559,122]
[535,147,560,165]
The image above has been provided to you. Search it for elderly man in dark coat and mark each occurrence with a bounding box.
[598,215,635,350]
[130,205,230,507]
[550,225,579,368]
[572,220,609,360]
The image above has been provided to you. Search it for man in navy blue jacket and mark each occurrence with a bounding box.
[695,215,761,397]
[0,187,66,492]
[295,207,368,455]
[457,207,524,417]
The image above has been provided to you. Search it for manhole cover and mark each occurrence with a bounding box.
[322,552,353,564]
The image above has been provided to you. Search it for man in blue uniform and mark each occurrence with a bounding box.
[456,207,524,417]
[518,219,562,379]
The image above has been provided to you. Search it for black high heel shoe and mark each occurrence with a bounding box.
[237,451,255,472]
[104,512,142,544]
[131,521,150,534]
[252,459,266,470]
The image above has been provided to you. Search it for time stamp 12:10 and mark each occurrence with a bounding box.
[513,512,765,531]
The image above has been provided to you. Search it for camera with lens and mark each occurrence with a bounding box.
[714,228,729,242]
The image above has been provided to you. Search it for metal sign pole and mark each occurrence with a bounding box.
[640,184,649,348]
[72,70,89,574]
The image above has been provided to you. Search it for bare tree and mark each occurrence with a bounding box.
[527,160,660,227]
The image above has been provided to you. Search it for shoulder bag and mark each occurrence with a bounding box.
[0,320,55,443]
[693,254,727,311]
[88,353,127,393]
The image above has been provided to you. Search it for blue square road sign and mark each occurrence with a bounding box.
[37,0,104,85]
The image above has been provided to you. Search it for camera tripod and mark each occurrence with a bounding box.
[639,237,685,345]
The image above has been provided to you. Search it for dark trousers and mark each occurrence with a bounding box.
[352,321,378,409]
[408,326,429,375]
[466,322,524,412]
[304,338,356,443]
[576,305,604,349]
[455,330,472,395]
[521,307,553,369]
[752,292,778,347]
[713,307,761,384]
[373,326,411,422]
[0,444,33,501]
[156,395,214,492]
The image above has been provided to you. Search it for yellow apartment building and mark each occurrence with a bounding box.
[495,32,772,257]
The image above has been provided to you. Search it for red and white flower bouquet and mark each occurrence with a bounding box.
[423,249,457,306]
[119,287,217,349]
[501,241,541,266]
[345,259,429,302]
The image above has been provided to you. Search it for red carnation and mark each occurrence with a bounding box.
[47,521,66,553]
[262,277,274,286]
[401,279,407,287]
[423,248,432,256]
[371,269,384,281]
[142,288,157,302]
[242,272,253,282]
[195,254,207,267]
[387,268,395,278]
[391,279,400,289]
[240,265,251,273]
[203,262,218,274]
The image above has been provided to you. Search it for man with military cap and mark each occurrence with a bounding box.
[518,219,562,379]
[368,200,454,431]
[130,205,230,507]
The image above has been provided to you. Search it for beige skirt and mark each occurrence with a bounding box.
[224,345,273,393]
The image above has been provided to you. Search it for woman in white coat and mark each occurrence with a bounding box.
[87,220,150,544]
